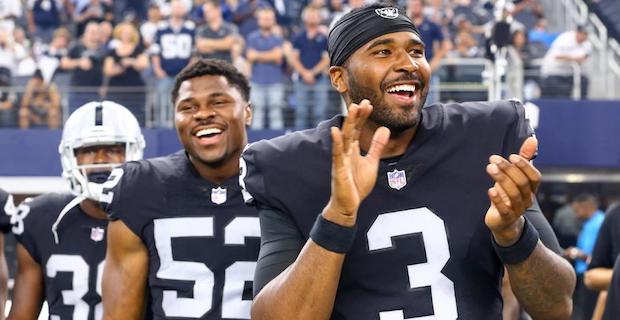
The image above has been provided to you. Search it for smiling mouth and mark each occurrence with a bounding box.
[195,127,223,139]
[385,84,417,99]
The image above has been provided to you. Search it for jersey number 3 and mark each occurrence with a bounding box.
[154,217,260,319]
[367,208,458,320]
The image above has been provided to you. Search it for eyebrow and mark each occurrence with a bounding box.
[366,37,426,51]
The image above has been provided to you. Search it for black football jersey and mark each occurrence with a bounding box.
[0,188,15,233]
[102,151,260,320]
[603,255,620,320]
[588,205,620,270]
[14,193,108,320]
[242,101,544,319]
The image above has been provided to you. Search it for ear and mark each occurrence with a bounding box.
[244,103,253,127]
[329,66,348,94]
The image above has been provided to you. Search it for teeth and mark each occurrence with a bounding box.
[387,84,416,93]
[196,128,223,137]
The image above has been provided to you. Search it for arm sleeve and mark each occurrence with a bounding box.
[253,207,305,297]
[525,199,562,254]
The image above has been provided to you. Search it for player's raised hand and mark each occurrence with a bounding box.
[485,137,541,246]
[323,100,390,227]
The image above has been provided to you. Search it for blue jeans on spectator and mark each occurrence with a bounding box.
[34,25,57,44]
[294,75,329,129]
[155,76,175,128]
[250,82,284,130]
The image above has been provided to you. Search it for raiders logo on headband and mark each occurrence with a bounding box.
[375,7,399,19]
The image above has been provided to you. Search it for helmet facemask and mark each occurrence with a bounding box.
[59,101,145,201]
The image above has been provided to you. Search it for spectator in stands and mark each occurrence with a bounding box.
[424,0,454,26]
[140,4,163,48]
[103,22,149,126]
[99,20,113,48]
[232,0,267,39]
[452,19,482,58]
[540,25,591,99]
[564,194,606,320]
[74,0,114,37]
[289,5,330,129]
[26,0,64,44]
[328,0,347,23]
[122,0,149,22]
[0,0,22,33]
[246,6,285,129]
[38,27,71,82]
[152,0,195,128]
[153,0,193,17]
[553,202,583,249]
[13,26,38,77]
[528,17,557,49]
[0,68,17,127]
[510,29,545,62]
[18,69,61,129]
[196,0,240,64]
[584,204,620,317]
[407,0,452,106]
[308,0,332,27]
[512,0,544,31]
[61,21,105,113]
[0,29,26,78]
[67,0,93,18]
[329,0,365,30]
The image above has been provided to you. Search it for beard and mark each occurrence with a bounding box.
[347,73,428,134]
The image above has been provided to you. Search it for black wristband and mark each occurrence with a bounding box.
[309,214,357,254]
[492,217,540,265]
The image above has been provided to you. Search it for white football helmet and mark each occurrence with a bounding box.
[59,101,145,201]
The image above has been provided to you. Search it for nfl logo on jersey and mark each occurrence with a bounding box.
[387,169,407,190]
[90,227,105,242]
[211,187,227,205]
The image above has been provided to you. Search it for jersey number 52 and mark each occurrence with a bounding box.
[154,217,260,319]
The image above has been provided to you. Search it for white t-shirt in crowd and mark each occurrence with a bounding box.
[541,30,592,77]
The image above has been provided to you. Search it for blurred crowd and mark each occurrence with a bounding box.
[0,0,591,129]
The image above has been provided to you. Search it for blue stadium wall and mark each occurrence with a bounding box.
[0,99,619,176]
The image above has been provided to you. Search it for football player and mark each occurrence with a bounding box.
[101,59,259,319]
[0,188,15,318]
[8,101,145,319]
[243,2,575,319]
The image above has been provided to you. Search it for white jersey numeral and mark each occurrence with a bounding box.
[99,168,124,204]
[160,33,193,59]
[45,255,104,320]
[367,208,458,320]
[154,216,260,319]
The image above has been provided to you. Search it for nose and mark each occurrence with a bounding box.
[193,105,216,121]
[394,49,418,74]
[94,148,108,164]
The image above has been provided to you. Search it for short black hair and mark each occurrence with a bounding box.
[573,193,598,207]
[171,58,250,105]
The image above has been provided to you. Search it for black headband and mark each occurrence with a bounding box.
[328,5,421,67]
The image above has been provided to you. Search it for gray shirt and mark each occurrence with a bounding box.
[195,21,238,63]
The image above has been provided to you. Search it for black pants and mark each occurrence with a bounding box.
[541,75,589,99]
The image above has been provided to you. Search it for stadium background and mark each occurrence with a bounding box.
[0,0,619,318]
